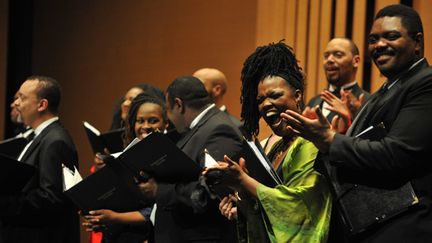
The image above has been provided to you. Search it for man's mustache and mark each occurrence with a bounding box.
[372,48,395,59]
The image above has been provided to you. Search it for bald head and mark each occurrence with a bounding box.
[193,68,227,107]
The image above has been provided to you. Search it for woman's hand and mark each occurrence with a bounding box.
[281,106,335,153]
[203,156,247,191]
[93,153,106,170]
[93,148,110,171]
[82,209,119,232]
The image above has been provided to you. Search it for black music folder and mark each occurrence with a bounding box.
[205,138,281,200]
[64,160,144,213]
[0,154,36,194]
[0,136,27,158]
[241,137,282,187]
[65,132,201,212]
[83,121,124,154]
[316,122,419,235]
[118,132,201,183]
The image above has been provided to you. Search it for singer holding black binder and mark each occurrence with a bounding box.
[137,76,243,243]
[0,76,79,243]
[82,92,169,243]
[207,41,332,243]
[281,4,432,243]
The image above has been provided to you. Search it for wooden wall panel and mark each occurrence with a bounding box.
[317,0,333,94]
[284,0,297,47]
[414,0,432,62]
[256,0,286,45]
[305,0,320,101]
[295,0,309,68]
[352,0,367,86]
[334,0,348,37]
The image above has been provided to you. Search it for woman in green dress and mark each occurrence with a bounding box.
[208,42,332,243]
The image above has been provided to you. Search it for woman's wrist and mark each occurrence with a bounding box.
[238,172,259,198]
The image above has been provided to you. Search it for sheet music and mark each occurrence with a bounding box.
[110,137,141,159]
[62,164,83,191]
[204,149,218,167]
[123,137,141,151]
[246,140,281,184]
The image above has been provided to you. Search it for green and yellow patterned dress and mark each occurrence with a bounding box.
[254,137,332,243]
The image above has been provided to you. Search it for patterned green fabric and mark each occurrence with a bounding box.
[256,137,332,243]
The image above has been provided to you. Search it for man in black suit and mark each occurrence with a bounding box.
[308,38,369,122]
[140,76,243,242]
[0,76,79,243]
[193,68,243,130]
[282,4,432,242]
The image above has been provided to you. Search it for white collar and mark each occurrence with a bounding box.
[329,80,357,92]
[219,105,227,112]
[34,117,59,137]
[189,104,215,129]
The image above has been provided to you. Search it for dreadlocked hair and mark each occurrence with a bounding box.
[240,40,305,137]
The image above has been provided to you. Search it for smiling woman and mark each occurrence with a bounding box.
[124,92,169,145]
[208,41,332,243]
[83,92,168,243]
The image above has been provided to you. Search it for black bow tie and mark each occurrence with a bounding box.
[331,87,341,97]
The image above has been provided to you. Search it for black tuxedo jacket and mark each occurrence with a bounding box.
[154,107,243,243]
[0,121,79,243]
[307,82,369,122]
[327,59,432,242]
[223,109,244,132]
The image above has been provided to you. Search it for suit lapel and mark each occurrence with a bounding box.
[346,97,373,136]
[176,107,219,149]
[21,121,58,163]
[348,59,429,136]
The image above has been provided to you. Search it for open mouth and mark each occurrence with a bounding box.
[325,66,338,71]
[325,66,338,75]
[264,110,282,126]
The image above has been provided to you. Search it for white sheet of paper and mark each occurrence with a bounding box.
[62,164,83,191]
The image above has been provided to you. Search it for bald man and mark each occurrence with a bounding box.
[193,68,243,130]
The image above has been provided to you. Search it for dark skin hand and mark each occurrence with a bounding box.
[218,194,239,220]
[137,171,158,199]
[280,106,336,153]
[320,90,352,134]
[342,90,365,116]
